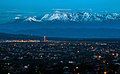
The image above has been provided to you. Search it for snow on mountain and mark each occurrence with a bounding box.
[41,11,69,21]
[25,16,41,22]
[14,14,22,20]
[105,13,120,20]
[11,11,120,23]
[14,17,20,20]
[41,14,50,21]
[40,11,120,22]
[49,11,69,20]
[82,12,91,21]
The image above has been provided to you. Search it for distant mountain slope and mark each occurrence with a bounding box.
[0,33,42,40]
[0,32,120,41]
[14,28,120,38]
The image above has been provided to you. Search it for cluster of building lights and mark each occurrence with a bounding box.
[2,36,49,43]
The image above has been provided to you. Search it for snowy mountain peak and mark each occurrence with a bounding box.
[40,11,69,21]
[49,12,69,20]
[25,16,41,22]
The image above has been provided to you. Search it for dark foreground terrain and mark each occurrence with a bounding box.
[0,39,120,74]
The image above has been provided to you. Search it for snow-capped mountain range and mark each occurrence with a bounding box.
[3,11,120,23]
[1,10,120,38]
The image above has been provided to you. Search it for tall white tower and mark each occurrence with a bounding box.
[44,36,47,42]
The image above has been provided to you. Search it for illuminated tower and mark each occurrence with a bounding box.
[44,36,47,42]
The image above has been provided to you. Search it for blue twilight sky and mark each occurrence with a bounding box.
[0,0,120,12]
